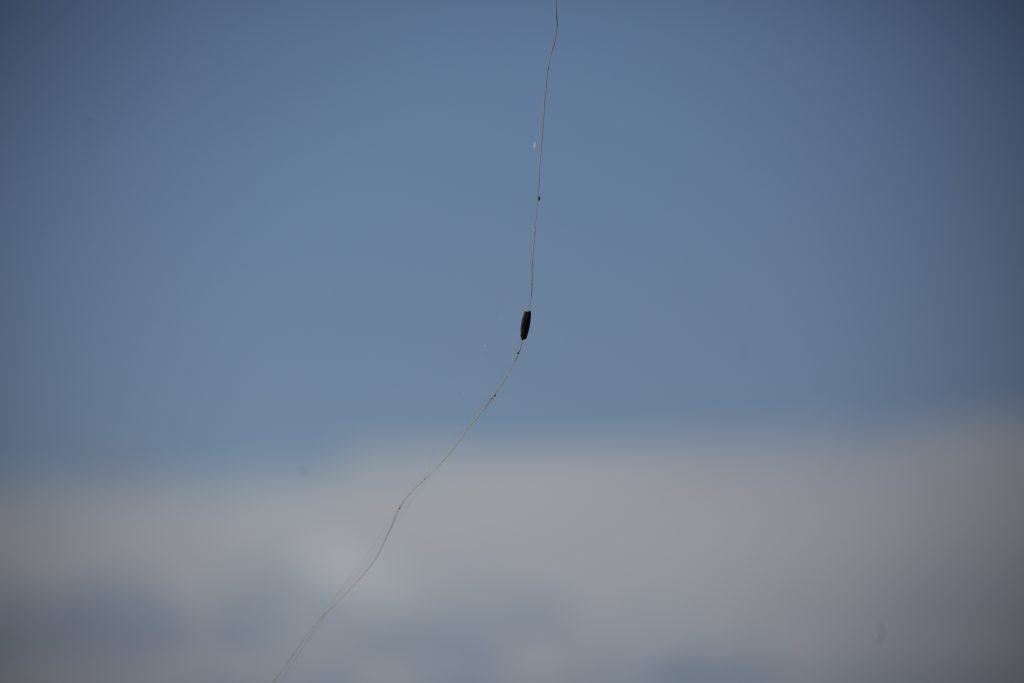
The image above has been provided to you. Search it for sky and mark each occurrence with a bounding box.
[2,0,1022,469]
[3,423,1023,682]
[1,0,1023,681]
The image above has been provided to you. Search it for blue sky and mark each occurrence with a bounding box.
[2,0,1022,470]
[3,3,1024,681]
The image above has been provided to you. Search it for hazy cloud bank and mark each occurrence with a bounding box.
[2,416,1023,682]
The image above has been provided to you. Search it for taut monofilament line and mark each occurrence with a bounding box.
[271,2,559,680]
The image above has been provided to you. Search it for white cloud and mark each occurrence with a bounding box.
[2,415,1023,682]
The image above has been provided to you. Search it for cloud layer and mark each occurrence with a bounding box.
[2,416,1023,682]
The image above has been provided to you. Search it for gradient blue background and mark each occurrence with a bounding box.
[3,0,1023,471]
[3,3,1024,682]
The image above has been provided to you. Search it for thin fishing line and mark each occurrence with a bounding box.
[271,2,558,680]
[528,0,558,311]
